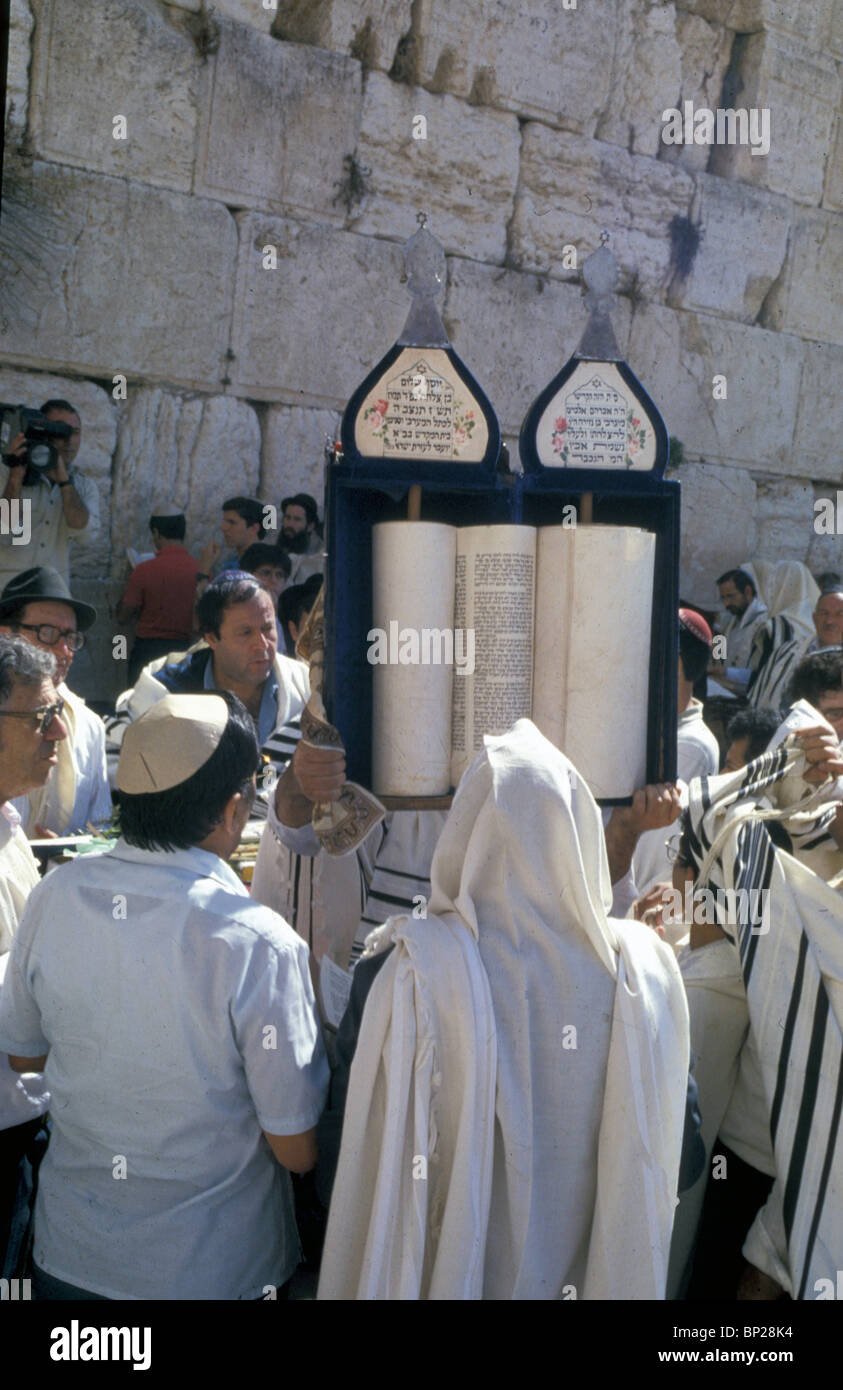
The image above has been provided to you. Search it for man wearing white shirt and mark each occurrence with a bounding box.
[0,567,111,835]
[0,691,328,1300]
[0,637,68,1273]
[711,568,768,695]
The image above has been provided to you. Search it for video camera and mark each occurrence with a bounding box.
[0,404,73,474]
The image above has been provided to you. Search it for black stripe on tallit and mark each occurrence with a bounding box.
[738,824,775,984]
[796,1047,843,1300]
[373,866,433,885]
[782,977,830,1244]
[366,889,421,911]
[770,933,809,1144]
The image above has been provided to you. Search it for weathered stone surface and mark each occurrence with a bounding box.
[824,114,843,211]
[753,477,815,563]
[708,31,839,207]
[7,0,33,137]
[667,175,790,322]
[0,368,117,580]
[807,483,843,580]
[596,3,682,158]
[627,303,803,474]
[0,160,237,391]
[511,125,693,297]
[259,407,340,520]
[831,2,843,56]
[442,258,633,436]
[270,0,411,71]
[109,390,261,580]
[677,460,757,605]
[793,343,843,484]
[658,14,733,173]
[675,0,833,44]
[29,0,201,193]
[760,210,843,348]
[228,214,406,404]
[350,73,519,262]
[410,0,614,132]
[195,22,361,223]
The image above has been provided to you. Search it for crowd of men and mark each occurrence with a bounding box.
[0,398,840,1300]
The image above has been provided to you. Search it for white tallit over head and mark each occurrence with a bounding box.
[318,719,690,1300]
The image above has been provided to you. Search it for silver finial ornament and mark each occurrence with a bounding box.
[576,235,622,362]
[398,215,450,347]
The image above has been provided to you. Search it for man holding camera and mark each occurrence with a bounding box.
[0,399,100,590]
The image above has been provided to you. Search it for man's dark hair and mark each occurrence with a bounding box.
[150,513,186,541]
[40,398,78,418]
[280,574,322,632]
[240,543,291,579]
[716,568,756,596]
[195,572,263,638]
[0,635,55,706]
[725,707,781,761]
[789,649,843,709]
[222,496,266,540]
[118,692,260,852]
[679,624,710,686]
[282,493,319,528]
[815,571,842,593]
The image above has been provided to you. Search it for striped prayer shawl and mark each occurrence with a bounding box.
[684,744,843,1297]
[746,617,803,713]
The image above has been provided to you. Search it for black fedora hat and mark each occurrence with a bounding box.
[0,567,97,631]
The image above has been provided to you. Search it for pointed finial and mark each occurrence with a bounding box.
[576,235,621,361]
[397,216,449,347]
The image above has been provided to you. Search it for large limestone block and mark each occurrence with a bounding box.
[511,125,693,297]
[0,161,237,391]
[195,21,362,223]
[675,0,833,44]
[627,303,802,474]
[753,478,815,563]
[350,72,519,262]
[807,484,843,580]
[677,461,757,606]
[228,214,406,405]
[109,390,261,580]
[823,114,843,211]
[793,343,843,484]
[667,175,790,322]
[442,258,632,436]
[408,0,614,132]
[270,0,411,71]
[29,0,201,193]
[760,209,843,348]
[596,3,682,158]
[7,0,33,138]
[659,14,733,173]
[0,369,117,581]
[259,407,340,518]
[708,31,839,207]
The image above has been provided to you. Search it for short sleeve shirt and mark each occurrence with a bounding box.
[0,840,329,1299]
[121,546,200,640]
[0,470,100,588]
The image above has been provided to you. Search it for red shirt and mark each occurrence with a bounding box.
[122,545,200,640]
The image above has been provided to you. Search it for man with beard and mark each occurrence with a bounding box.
[279,494,323,586]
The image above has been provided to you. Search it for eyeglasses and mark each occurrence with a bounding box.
[0,698,66,736]
[15,623,85,652]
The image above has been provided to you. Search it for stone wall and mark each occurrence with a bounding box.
[2,0,841,700]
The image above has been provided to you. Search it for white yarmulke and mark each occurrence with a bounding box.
[117,693,229,794]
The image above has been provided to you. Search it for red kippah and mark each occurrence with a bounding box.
[679,607,713,647]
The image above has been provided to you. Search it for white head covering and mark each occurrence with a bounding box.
[320,720,690,1300]
[743,559,819,642]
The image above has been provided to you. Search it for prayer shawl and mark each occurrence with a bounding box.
[743,562,820,709]
[318,720,689,1300]
[683,742,843,1297]
[23,682,80,835]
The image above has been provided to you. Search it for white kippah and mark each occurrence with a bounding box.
[150,499,184,518]
[116,693,229,794]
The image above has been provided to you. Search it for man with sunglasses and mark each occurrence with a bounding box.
[0,636,68,1275]
[0,568,111,836]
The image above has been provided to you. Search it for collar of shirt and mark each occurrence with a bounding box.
[739,596,766,627]
[203,655,279,746]
[679,698,704,729]
[107,837,248,894]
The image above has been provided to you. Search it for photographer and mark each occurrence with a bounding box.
[0,399,99,589]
